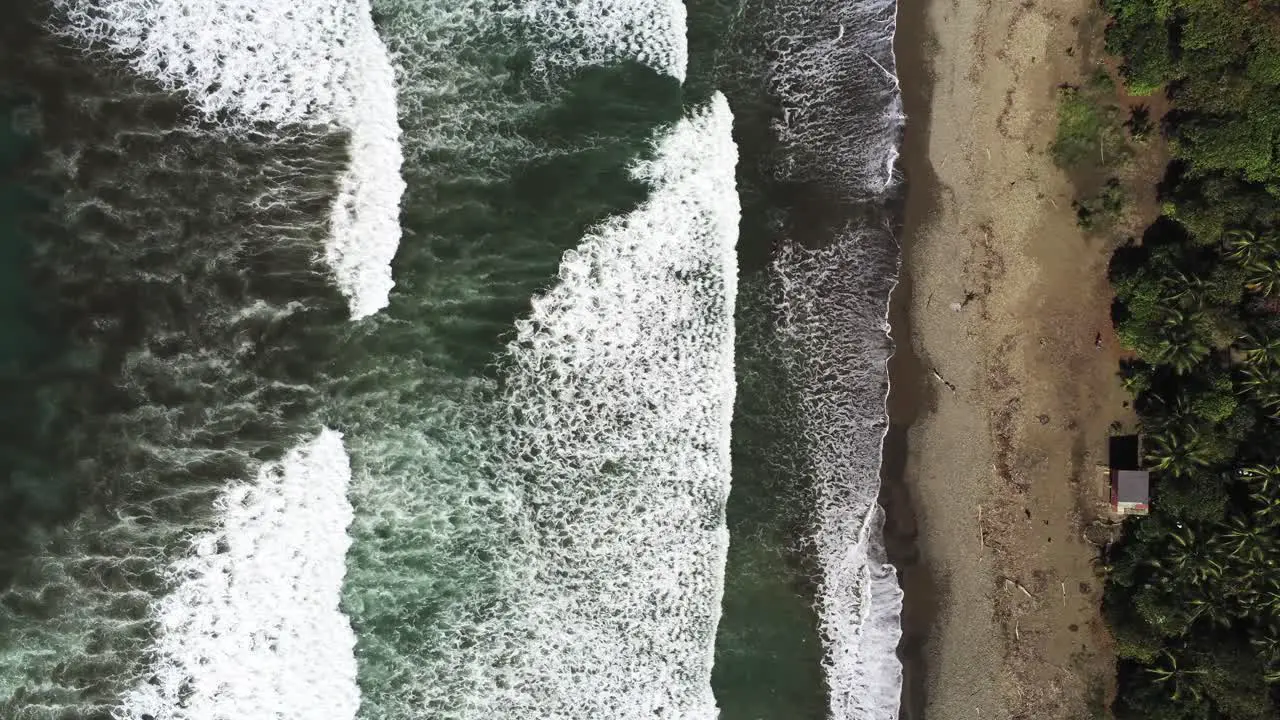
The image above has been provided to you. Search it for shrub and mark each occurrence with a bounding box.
[1127,105,1153,141]
[1076,178,1126,231]
[1051,86,1128,170]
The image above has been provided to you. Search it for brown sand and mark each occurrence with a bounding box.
[886,0,1146,717]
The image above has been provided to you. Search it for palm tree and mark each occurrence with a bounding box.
[1253,618,1280,665]
[1254,579,1280,615]
[1221,515,1276,563]
[1225,229,1280,265]
[1246,257,1280,296]
[1241,364,1280,413]
[1185,586,1233,629]
[1146,393,1196,433]
[1145,429,1215,477]
[1239,331,1280,367]
[1146,650,1206,702]
[1241,464,1280,495]
[1249,486,1280,524]
[1163,270,1212,311]
[1153,308,1211,374]
[1148,525,1226,585]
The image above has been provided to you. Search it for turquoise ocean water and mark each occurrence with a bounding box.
[0,1,904,718]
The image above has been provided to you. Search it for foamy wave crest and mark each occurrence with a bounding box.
[116,429,359,720]
[342,94,738,720]
[773,227,904,720]
[516,0,689,80]
[761,0,902,195]
[51,0,406,319]
[497,91,736,718]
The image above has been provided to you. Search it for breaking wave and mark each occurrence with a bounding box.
[51,0,407,318]
[0,0,911,717]
[761,0,902,197]
[515,0,689,81]
[774,228,903,720]
[697,0,906,717]
[341,93,738,720]
[117,429,359,720]
[0,12,353,715]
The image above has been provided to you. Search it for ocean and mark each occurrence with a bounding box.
[0,1,904,718]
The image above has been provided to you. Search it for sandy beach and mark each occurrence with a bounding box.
[884,0,1152,717]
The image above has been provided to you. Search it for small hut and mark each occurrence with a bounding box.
[1108,435,1150,516]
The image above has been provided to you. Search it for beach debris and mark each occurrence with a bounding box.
[863,52,896,83]
[1004,577,1035,599]
[1061,581,1067,606]
[950,301,963,312]
[931,368,958,393]
[1037,413,1050,425]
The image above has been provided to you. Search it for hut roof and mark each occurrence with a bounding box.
[1114,470,1149,504]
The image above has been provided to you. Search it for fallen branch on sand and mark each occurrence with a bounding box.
[1004,577,1035,599]
[931,368,958,393]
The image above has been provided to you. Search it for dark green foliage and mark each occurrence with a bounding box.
[1077,178,1127,231]
[1104,0,1176,96]
[1107,0,1280,186]
[1128,105,1154,142]
[1104,1,1280,717]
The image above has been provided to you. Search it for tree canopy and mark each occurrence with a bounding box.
[1105,1,1280,717]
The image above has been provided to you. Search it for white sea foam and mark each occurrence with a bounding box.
[115,428,359,720]
[761,0,903,196]
[52,0,407,319]
[343,93,738,720]
[516,0,689,81]
[497,92,736,717]
[773,228,904,720]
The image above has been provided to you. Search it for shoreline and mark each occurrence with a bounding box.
[881,0,937,717]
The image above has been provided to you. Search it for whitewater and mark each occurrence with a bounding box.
[0,0,909,718]
[52,0,407,319]
[353,93,740,719]
[763,1,907,718]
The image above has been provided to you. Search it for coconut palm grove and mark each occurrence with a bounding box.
[1104,0,1280,717]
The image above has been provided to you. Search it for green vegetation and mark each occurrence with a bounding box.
[1127,105,1154,143]
[1077,178,1127,231]
[1051,83,1129,170]
[1103,0,1280,717]
[1051,67,1135,233]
